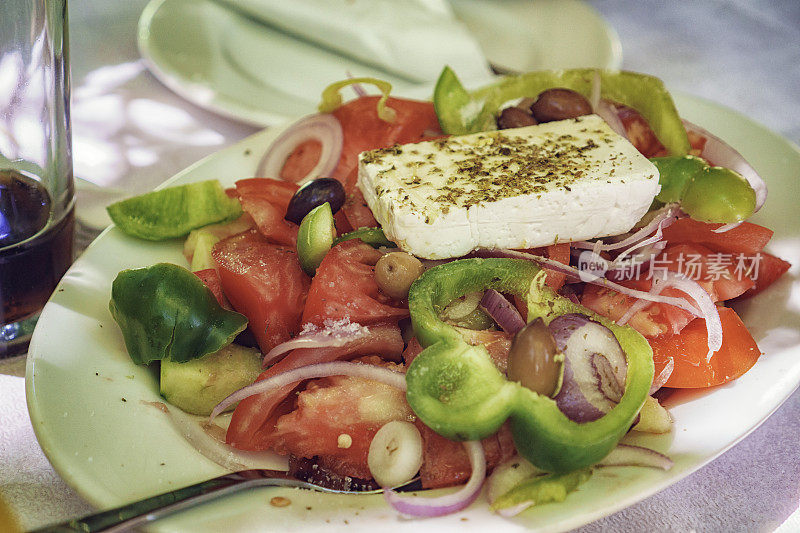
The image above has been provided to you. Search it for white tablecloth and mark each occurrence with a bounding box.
[1,0,798,531]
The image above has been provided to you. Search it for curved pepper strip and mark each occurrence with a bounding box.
[406,258,653,473]
[433,66,690,156]
[651,155,756,223]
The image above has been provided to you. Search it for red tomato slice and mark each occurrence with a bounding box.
[342,188,379,229]
[265,356,411,480]
[651,307,760,388]
[212,230,309,354]
[657,243,755,301]
[279,140,322,183]
[738,252,791,299]
[615,103,668,158]
[301,240,409,327]
[235,178,299,247]
[226,324,403,450]
[661,218,773,255]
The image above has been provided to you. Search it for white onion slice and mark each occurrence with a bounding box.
[384,440,486,518]
[480,289,525,335]
[683,119,767,211]
[594,100,629,139]
[262,320,370,367]
[650,357,675,395]
[209,361,406,422]
[256,114,343,185]
[712,221,744,233]
[573,203,680,253]
[598,443,673,470]
[368,421,423,489]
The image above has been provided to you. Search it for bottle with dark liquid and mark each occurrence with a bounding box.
[0,170,74,355]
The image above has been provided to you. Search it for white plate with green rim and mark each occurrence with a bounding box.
[136,0,621,127]
[27,92,800,531]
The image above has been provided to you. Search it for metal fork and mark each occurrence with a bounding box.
[33,469,417,532]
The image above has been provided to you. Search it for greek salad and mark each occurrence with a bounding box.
[106,68,790,518]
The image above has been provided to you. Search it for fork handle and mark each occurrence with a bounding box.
[32,474,289,533]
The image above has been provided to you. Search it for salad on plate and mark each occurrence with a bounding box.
[104,68,790,519]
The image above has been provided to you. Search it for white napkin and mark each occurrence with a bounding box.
[214,0,493,84]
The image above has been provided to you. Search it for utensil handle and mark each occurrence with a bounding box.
[32,475,252,533]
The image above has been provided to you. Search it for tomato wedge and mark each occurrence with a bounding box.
[235,178,299,247]
[651,307,760,388]
[738,251,791,298]
[226,324,403,450]
[301,240,409,327]
[661,218,773,255]
[212,230,309,354]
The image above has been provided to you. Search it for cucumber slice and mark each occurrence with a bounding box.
[189,231,221,271]
[297,202,336,275]
[160,343,262,416]
[107,180,242,240]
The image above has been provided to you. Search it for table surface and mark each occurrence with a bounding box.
[1,0,799,531]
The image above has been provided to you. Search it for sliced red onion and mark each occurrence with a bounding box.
[477,249,702,317]
[262,320,370,367]
[549,314,627,422]
[589,71,601,110]
[594,100,629,139]
[209,361,406,422]
[573,203,680,253]
[606,241,668,282]
[384,440,486,517]
[256,114,343,185]
[480,289,526,335]
[650,357,674,395]
[617,276,667,326]
[657,271,722,360]
[683,119,767,211]
[345,71,368,98]
[712,221,744,233]
[597,444,673,470]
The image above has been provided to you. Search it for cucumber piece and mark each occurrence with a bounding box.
[160,343,262,416]
[188,231,221,271]
[107,180,242,241]
[297,202,336,275]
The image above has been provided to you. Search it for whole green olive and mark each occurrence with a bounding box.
[374,252,425,301]
[507,318,563,397]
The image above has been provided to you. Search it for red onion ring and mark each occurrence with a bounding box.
[656,271,722,359]
[209,361,406,422]
[261,320,369,367]
[256,114,343,185]
[480,289,525,335]
[598,443,673,470]
[384,440,486,518]
[682,119,767,211]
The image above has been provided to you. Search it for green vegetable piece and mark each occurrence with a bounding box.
[333,227,396,248]
[490,469,592,512]
[651,155,756,223]
[433,66,690,156]
[107,180,242,241]
[109,263,247,365]
[160,343,262,416]
[297,202,336,275]
[188,230,221,271]
[406,258,653,473]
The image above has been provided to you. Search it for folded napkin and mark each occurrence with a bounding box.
[214,0,493,84]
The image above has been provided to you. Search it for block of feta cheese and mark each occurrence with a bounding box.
[357,115,661,259]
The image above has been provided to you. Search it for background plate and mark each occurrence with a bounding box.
[137,0,621,127]
[27,93,799,532]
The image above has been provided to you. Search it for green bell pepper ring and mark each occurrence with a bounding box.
[651,155,756,223]
[406,258,653,473]
[433,66,690,156]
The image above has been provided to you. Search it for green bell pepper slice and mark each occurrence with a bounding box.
[433,66,690,156]
[109,263,248,365]
[333,227,397,248]
[651,155,756,223]
[406,258,653,473]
